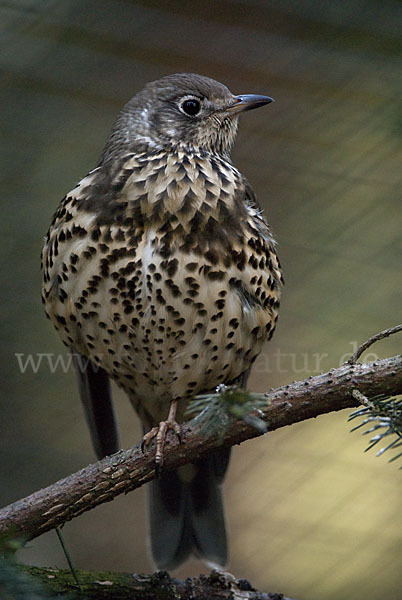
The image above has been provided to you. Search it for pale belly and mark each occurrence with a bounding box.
[45,232,277,423]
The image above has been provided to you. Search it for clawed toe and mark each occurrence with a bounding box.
[141,426,158,454]
[141,418,182,472]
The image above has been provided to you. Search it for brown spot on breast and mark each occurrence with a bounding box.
[207,270,225,281]
[185,262,198,272]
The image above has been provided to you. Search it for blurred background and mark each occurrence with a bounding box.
[1,1,401,599]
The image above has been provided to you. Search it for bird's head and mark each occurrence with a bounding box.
[102,73,273,162]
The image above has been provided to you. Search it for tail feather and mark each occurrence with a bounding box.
[148,469,193,569]
[148,449,230,570]
[190,454,228,567]
[73,353,119,459]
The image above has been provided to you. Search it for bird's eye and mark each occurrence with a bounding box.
[180,98,201,116]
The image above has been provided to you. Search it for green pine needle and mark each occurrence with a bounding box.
[186,385,267,439]
[349,392,402,467]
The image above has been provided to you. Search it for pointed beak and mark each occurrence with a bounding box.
[226,94,274,115]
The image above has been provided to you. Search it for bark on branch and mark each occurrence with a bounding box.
[21,566,296,600]
[1,353,401,542]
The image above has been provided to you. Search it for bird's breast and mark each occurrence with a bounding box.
[42,151,282,422]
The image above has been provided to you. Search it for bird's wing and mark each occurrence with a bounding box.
[73,353,120,459]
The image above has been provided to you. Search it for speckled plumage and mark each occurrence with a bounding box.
[41,73,283,569]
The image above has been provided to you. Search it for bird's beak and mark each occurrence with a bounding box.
[226,94,274,115]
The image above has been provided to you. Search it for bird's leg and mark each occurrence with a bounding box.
[141,398,182,473]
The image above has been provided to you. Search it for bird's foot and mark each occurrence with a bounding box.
[141,419,182,475]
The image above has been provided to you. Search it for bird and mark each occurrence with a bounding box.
[41,73,283,570]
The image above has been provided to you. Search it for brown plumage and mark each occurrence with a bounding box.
[41,73,283,570]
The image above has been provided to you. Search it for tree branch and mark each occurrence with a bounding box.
[1,353,401,542]
[22,566,296,600]
[347,324,402,363]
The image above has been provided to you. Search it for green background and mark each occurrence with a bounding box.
[1,1,401,599]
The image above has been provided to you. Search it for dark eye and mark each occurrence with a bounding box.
[180,98,201,116]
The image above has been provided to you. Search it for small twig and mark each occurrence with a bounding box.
[351,389,376,410]
[55,528,81,589]
[347,324,402,364]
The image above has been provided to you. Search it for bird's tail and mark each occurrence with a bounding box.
[148,448,230,570]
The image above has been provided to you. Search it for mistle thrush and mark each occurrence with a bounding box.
[41,73,283,570]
